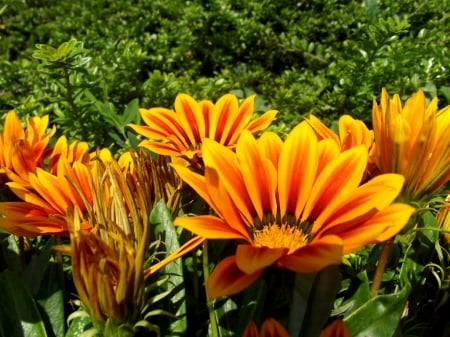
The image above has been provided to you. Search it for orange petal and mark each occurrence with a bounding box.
[260,318,290,337]
[202,139,254,221]
[278,236,343,273]
[246,109,278,135]
[174,215,247,240]
[206,256,263,299]
[314,173,405,234]
[237,131,277,219]
[146,236,205,276]
[242,321,259,337]
[339,203,415,254]
[278,123,318,218]
[303,146,366,223]
[175,93,205,145]
[320,319,351,337]
[235,245,287,274]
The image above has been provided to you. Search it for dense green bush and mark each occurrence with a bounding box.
[1,0,449,149]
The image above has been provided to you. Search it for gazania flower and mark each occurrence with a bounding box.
[0,110,56,188]
[304,114,376,180]
[172,123,414,298]
[372,88,450,202]
[243,318,289,337]
[0,156,93,236]
[128,93,277,169]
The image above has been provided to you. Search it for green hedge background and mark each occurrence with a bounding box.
[1,0,450,149]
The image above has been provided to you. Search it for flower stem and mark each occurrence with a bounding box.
[370,238,394,297]
[202,240,219,337]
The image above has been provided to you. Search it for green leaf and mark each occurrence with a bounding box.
[65,309,93,337]
[0,270,48,337]
[344,283,410,337]
[150,200,187,336]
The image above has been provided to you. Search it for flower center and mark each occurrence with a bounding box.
[253,224,309,254]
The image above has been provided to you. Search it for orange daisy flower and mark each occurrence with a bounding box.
[243,318,289,337]
[128,93,277,168]
[172,123,414,298]
[0,110,56,187]
[0,156,93,236]
[372,88,450,202]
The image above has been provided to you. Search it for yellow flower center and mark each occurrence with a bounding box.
[253,224,309,254]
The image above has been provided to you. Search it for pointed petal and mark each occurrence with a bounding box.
[246,109,278,135]
[339,203,415,254]
[320,319,351,337]
[235,245,287,274]
[174,215,247,240]
[237,131,277,219]
[242,321,259,337]
[146,236,205,276]
[278,236,343,273]
[209,94,239,143]
[202,139,254,222]
[278,123,318,218]
[260,318,290,337]
[303,146,366,223]
[315,173,405,235]
[175,93,205,144]
[206,256,263,299]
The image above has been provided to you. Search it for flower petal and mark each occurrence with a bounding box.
[174,215,247,240]
[235,244,287,274]
[278,235,343,273]
[206,256,263,299]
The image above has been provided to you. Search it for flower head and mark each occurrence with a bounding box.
[0,111,56,188]
[172,123,414,298]
[372,88,450,202]
[128,93,277,169]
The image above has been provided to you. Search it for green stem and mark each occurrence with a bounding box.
[202,241,219,337]
[370,238,394,297]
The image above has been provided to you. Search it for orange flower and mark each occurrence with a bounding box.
[0,156,93,236]
[372,88,450,202]
[243,318,289,337]
[128,93,277,169]
[305,114,376,180]
[172,123,414,298]
[0,110,56,187]
[320,319,351,337]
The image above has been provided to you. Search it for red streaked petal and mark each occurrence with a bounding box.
[235,245,287,274]
[175,93,204,145]
[278,123,318,218]
[246,109,278,135]
[315,173,405,235]
[278,236,343,273]
[202,139,254,221]
[339,203,415,254]
[206,256,263,299]
[303,146,366,223]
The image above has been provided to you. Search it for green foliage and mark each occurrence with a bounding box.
[1,0,450,143]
